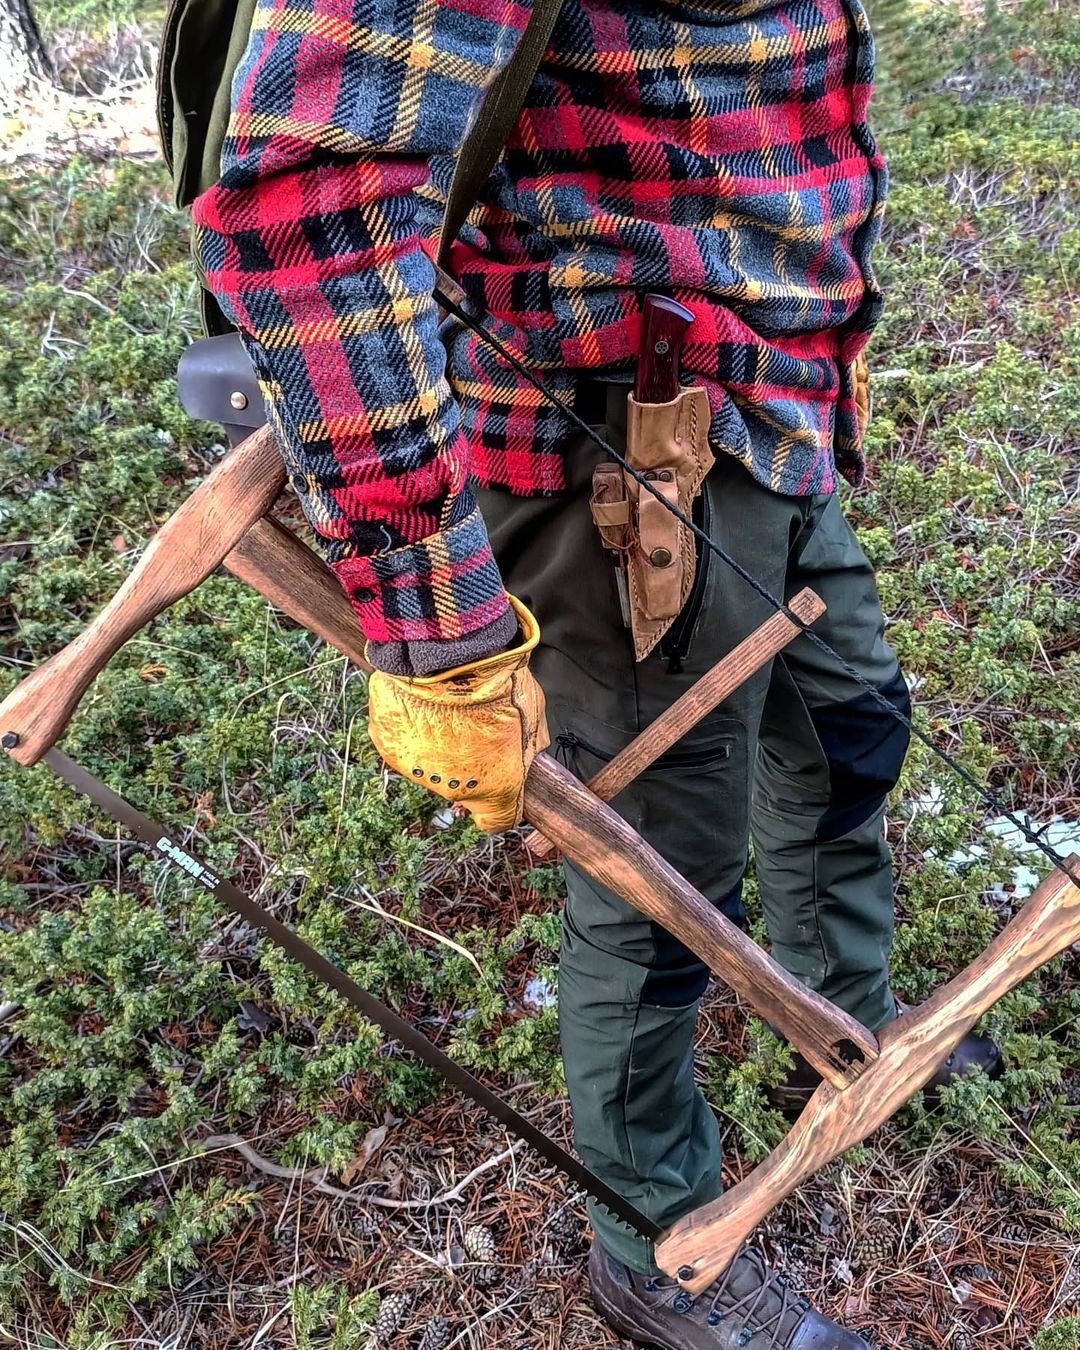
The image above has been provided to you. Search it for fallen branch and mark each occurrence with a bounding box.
[201,1133,524,1210]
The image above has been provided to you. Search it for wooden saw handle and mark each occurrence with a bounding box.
[225,517,370,672]
[213,521,880,1088]
[1,472,876,1088]
[0,426,286,765]
[655,858,1080,1294]
[523,587,826,858]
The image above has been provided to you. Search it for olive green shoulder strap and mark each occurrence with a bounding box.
[437,0,563,271]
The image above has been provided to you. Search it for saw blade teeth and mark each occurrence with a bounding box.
[571,1190,658,1244]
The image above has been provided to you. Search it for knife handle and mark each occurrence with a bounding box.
[634,294,696,404]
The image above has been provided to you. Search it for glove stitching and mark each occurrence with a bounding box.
[510,668,531,824]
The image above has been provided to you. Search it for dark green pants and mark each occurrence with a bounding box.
[475,393,909,1272]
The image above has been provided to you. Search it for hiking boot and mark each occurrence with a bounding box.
[589,1240,869,1348]
[768,998,1003,1117]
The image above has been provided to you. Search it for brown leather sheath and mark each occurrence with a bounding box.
[622,386,714,661]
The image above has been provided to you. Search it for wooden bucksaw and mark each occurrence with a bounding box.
[6,0,1077,1306]
[3,317,1080,1296]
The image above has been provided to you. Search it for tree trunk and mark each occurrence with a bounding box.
[0,0,52,101]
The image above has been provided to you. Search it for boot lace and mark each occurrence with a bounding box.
[645,1247,810,1348]
[704,1250,809,1348]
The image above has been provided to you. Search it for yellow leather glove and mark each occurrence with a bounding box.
[853,351,872,442]
[367,596,549,832]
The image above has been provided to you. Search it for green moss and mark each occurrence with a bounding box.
[1035,1319,1080,1350]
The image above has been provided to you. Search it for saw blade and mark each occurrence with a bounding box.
[36,746,662,1243]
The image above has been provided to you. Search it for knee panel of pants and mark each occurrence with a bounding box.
[809,666,911,843]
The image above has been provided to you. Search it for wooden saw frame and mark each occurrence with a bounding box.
[2,420,1078,1296]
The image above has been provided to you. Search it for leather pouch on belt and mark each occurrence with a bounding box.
[624,385,714,661]
[590,462,631,553]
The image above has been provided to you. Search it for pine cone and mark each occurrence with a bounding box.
[374,1291,410,1343]
[417,1316,451,1350]
[472,1263,499,1289]
[857,1217,898,1269]
[531,1287,562,1321]
[546,1206,580,1246]
[463,1224,497,1262]
[511,1257,539,1294]
[780,1255,811,1295]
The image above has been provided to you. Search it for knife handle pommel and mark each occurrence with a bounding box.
[634,294,696,404]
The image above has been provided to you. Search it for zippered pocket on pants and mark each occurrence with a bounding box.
[555,729,734,777]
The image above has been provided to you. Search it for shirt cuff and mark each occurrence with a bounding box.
[332,503,512,650]
[366,605,520,676]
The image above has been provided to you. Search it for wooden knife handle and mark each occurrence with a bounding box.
[635,294,696,404]
[523,588,826,858]
[656,858,1080,1293]
[0,425,286,765]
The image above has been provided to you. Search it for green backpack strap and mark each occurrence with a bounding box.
[437,0,563,272]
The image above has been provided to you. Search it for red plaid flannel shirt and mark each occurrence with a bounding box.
[193,0,887,659]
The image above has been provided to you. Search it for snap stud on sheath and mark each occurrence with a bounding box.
[229,390,249,411]
[649,546,674,567]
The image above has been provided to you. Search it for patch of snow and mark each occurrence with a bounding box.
[523,977,557,1010]
[948,817,1080,899]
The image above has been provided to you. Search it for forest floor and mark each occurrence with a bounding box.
[1,2,1079,1348]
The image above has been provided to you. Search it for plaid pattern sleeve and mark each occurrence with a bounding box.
[191,0,533,664]
[195,0,891,661]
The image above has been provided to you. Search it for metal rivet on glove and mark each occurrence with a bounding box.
[412,768,424,777]
[430,774,441,784]
[448,780,460,789]
[466,779,478,789]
